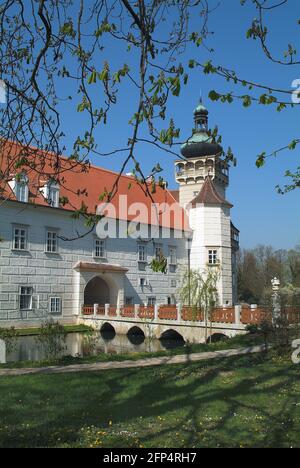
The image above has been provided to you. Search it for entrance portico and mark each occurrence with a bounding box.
[73,261,128,314]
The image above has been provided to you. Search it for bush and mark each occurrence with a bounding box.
[0,327,18,353]
[35,320,67,360]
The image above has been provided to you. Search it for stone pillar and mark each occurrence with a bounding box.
[234,305,241,325]
[177,303,182,322]
[271,277,281,325]
[154,304,159,321]
[93,304,98,318]
[0,339,6,364]
[134,304,140,318]
[105,304,110,317]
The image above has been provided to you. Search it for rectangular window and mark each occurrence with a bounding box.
[94,239,106,258]
[48,187,59,208]
[139,278,146,287]
[13,227,27,251]
[46,231,58,253]
[171,279,177,288]
[169,247,177,265]
[16,183,28,203]
[19,287,33,311]
[138,244,146,262]
[208,249,218,265]
[147,297,156,306]
[125,297,134,306]
[50,297,62,315]
[155,244,163,260]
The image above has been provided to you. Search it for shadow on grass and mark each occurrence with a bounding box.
[0,350,298,448]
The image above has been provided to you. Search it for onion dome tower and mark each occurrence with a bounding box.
[175,100,229,208]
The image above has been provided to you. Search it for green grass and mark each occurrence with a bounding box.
[0,332,264,369]
[0,351,299,448]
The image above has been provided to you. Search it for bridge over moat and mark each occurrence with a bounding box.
[80,304,272,344]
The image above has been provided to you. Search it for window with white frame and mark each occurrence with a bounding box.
[94,239,106,258]
[46,231,58,253]
[171,279,177,288]
[48,186,59,207]
[139,277,147,287]
[15,174,29,203]
[13,227,27,251]
[154,243,163,260]
[19,286,33,310]
[208,249,219,265]
[147,297,156,306]
[169,246,177,265]
[138,243,146,262]
[50,297,62,315]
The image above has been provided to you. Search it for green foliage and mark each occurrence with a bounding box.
[35,320,67,360]
[0,327,18,353]
[179,267,220,328]
[149,250,168,274]
[237,245,300,304]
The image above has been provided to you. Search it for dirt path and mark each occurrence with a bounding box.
[0,345,266,377]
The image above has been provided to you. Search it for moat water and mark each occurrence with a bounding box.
[3,330,185,363]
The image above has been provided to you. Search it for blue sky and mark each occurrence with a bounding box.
[6,1,300,250]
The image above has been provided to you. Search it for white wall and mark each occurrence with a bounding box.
[0,201,187,325]
[189,204,233,306]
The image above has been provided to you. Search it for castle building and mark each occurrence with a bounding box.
[0,102,239,327]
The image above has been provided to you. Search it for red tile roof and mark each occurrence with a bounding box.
[191,176,233,208]
[0,140,189,231]
[169,190,179,202]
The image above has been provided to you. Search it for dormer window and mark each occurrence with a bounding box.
[48,182,59,207]
[40,180,60,208]
[14,174,29,203]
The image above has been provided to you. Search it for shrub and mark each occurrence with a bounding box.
[35,320,67,360]
[0,327,18,353]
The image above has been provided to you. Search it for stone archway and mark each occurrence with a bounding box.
[84,276,110,305]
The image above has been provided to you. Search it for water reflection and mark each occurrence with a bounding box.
[5,331,185,364]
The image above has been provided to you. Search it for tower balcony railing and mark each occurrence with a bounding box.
[175,168,216,180]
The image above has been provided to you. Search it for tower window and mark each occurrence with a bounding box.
[208,249,219,265]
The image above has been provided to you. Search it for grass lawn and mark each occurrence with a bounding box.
[0,352,299,448]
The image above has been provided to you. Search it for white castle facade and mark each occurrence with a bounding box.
[0,103,239,327]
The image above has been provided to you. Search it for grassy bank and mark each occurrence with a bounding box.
[0,333,264,369]
[13,324,93,337]
[0,352,298,448]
